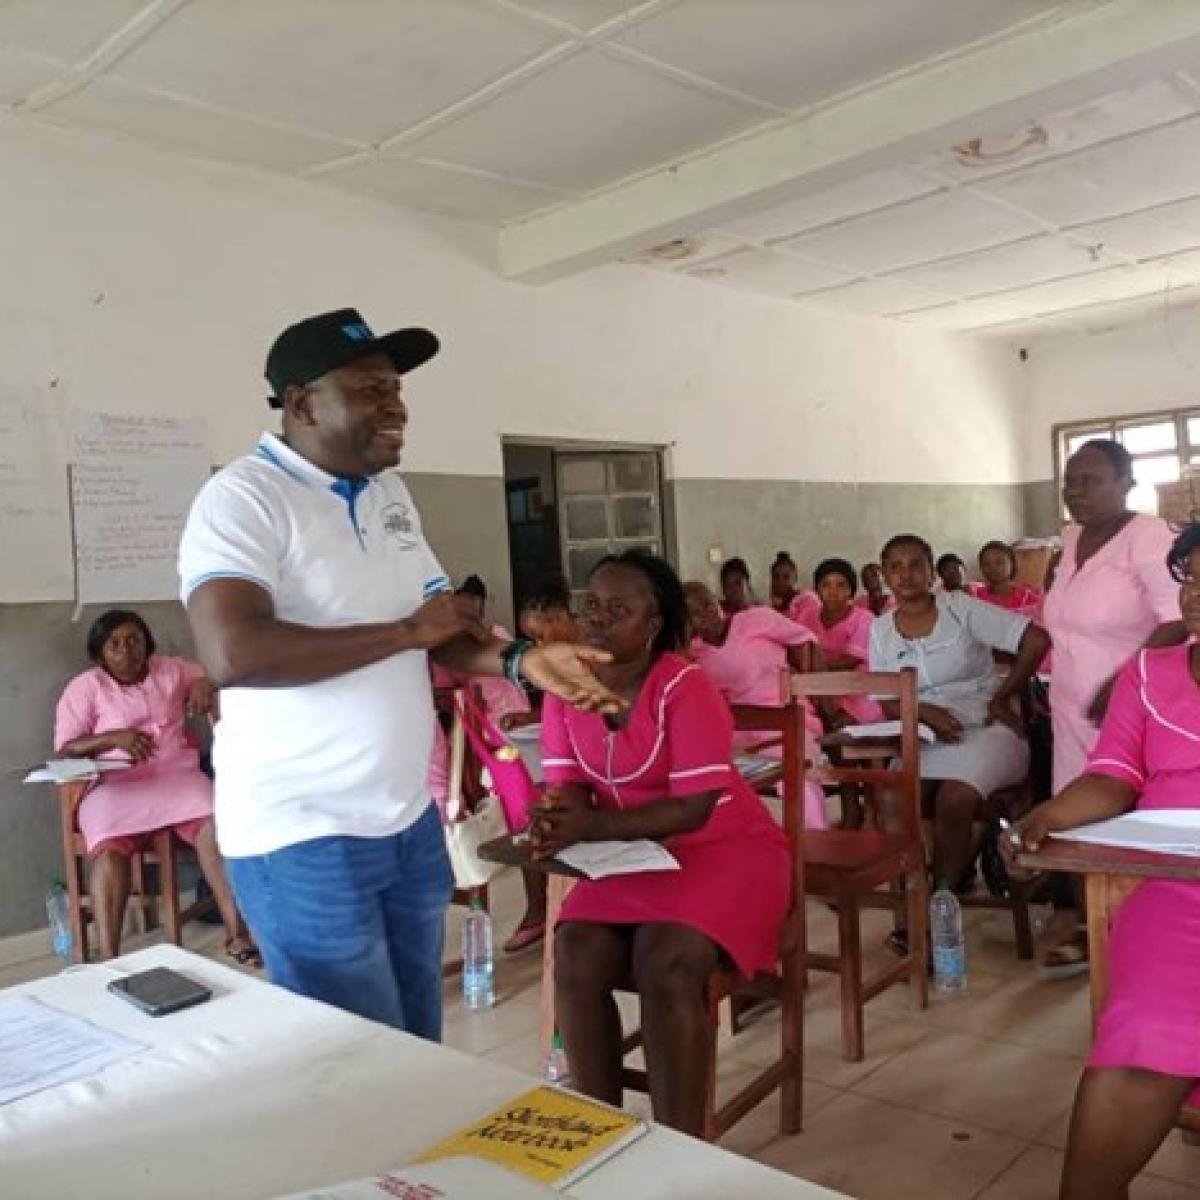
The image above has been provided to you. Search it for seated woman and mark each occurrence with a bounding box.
[534,552,790,1136]
[973,540,1042,616]
[768,550,819,623]
[684,581,827,829]
[1013,522,1200,1200]
[856,561,895,616]
[54,609,256,963]
[936,552,970,593]
[798,557,882,724]
[870,535,1049,897]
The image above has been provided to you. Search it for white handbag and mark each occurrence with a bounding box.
[443,706,507,889]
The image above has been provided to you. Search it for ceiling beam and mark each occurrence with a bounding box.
[498,0,1200,282]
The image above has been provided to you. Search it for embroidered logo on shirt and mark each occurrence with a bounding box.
[381,502,417,548]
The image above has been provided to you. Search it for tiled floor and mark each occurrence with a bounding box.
[5,872,1199,1200]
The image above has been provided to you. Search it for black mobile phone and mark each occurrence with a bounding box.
[107,967,212,1017]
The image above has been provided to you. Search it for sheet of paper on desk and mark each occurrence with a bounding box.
[276,1157,560,1199]
[1052,809,1200,856]
[23,758,131,783]
[556,839,680,879]
[844,720,936,744]
[0,994,145,1106]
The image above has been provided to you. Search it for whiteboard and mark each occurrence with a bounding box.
[0,395,74,602]
[71,413,211,604]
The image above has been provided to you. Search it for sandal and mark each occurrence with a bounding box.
[1042,928,1088,979]
[502,921,546,954]
[225,938,263,969]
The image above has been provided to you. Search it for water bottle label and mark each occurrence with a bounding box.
[933,946,966,981]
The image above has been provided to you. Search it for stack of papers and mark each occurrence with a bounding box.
[555,839,680,879]
[844,720,936,744]
[23,759,130,784]
[277,1158,560,1199]
[1051,809,1200,857]
[735,753,782,785]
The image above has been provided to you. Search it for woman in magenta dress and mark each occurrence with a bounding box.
[856,561,895,616]
[533,552,790,1135]
[1014,522,1200,1200]
[973,541,1042,616]
[798,557,882,724]
[684,580,828,829]
[54,609,255,962]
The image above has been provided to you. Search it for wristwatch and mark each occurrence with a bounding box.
[500,637,534,685]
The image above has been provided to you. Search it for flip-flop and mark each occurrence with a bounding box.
[1042,930,1089,980]
[502,922,545,954]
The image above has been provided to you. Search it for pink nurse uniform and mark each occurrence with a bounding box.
[540,653,790,976]
[1042,515,1178,791]
[54,655,215,854]
[1083,645,1200,1104]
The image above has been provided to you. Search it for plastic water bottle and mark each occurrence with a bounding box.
[543,1032,571,1088]
[462,897,496,1010]
[931,880,967,994]
[46,884,72,963]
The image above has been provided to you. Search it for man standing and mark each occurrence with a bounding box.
[179,308,612,1038]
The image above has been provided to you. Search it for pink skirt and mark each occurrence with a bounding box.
[559,828,790,977]
[1089,880,1200,1105]
[78,766,214,854]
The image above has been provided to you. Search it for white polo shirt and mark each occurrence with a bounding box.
[178,432,449,857]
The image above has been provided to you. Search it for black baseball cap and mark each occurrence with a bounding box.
[264,307,439,408]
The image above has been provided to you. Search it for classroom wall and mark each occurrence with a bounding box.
[0,116,1033,937]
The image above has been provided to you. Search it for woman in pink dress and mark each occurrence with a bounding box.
[1013,523,1200,1200]
[684,581,828,829]
[768,551,820,624]
[54,610,255,962]
[856,561,896,616]
[1042,440,1183,970]
[973,541,1042,616]
[798,558,883,725]
[533,552,790,1135]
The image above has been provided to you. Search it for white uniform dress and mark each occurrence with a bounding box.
[869,591,1030,798]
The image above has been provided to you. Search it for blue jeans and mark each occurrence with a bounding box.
[226,804,453,1039]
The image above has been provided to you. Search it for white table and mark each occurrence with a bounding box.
[0,946,847,1200]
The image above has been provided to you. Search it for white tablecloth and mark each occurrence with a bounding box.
[0,946,846,1200]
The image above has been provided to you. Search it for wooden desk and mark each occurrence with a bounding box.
[1017,837,1200,1134]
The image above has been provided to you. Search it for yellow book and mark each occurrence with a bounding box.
[411,1085,646,1188]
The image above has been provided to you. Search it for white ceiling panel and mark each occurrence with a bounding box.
[979,115,1200,228]
[1070,195,1200,262]
[781,189,1041,274]
[404,48,761,191]
[0,47,69,105]
[684,248,859,295]
[501,0,659,34]
[108,0,563,144]
[917,78,1198,184]
[611,0,1065,111]
[888,235,1116,298]
[47,80,357,172]
[803,277,949,317]
[323,155,568,222]
[0,0,149,63]
[715,168,940,244]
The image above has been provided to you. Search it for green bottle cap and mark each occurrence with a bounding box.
[550,1032,564,1050]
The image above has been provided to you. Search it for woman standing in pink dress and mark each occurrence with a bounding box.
[54,610,255,962]
[1041,440,1183,970]
[1014,523,1200,1200]
[684,581,828,829]
[798,558,882,724]
[533,552,790,1135]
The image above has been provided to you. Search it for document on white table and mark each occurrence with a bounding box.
[843,720,936,744]
[0,994,145,1105]
[1051,809,1200,856]
[555,840,680,879]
